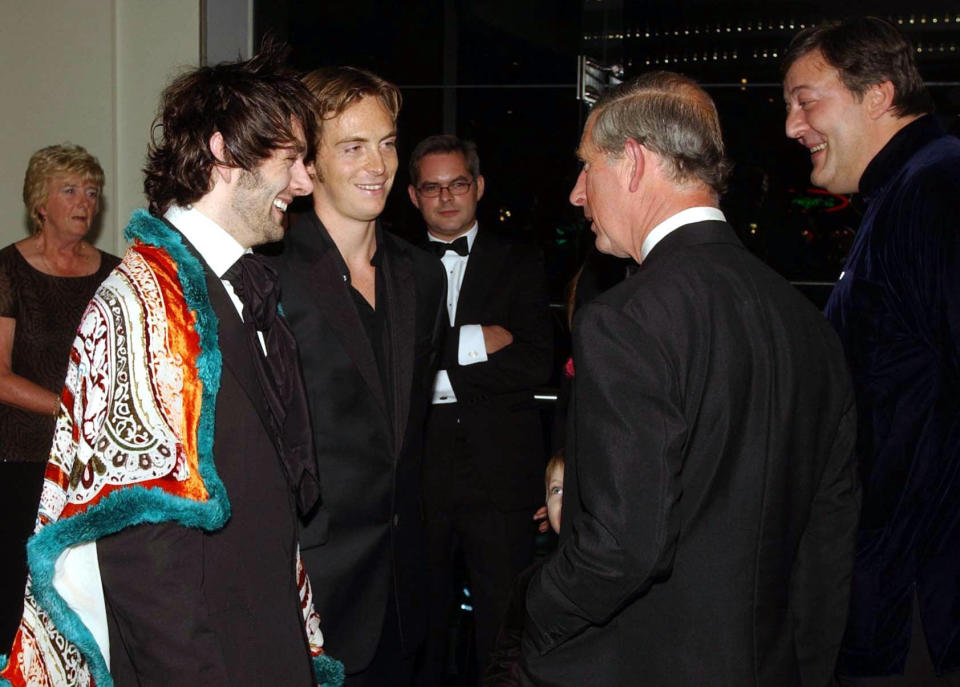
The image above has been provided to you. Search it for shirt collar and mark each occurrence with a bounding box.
[428,221,479,252]
[164,205,248,278]
[641,206,726,260]
[859,114,943,202]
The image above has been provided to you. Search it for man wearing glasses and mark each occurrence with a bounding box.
[407,135,553,684]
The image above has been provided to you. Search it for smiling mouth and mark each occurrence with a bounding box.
[273,199,288,212]
[357,183,385,192]
[809,142,826,154]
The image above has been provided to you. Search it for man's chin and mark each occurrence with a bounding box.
[259,220,286,245]
[594,235,612,255]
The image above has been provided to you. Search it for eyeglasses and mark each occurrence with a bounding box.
[416,179,474,198]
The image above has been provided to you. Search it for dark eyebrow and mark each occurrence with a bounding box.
[335,135,369,146]
[421,175,471,185]
[282,140,307,155]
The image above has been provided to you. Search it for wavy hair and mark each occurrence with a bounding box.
[23,144,104,233]
[143,42,317,216]
[301,66,401,144]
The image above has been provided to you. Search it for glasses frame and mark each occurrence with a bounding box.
[415,178,475,198]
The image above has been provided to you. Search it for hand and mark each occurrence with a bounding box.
[482,325,513,355]
[533,505,549,533]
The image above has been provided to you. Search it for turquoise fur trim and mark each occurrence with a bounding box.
[1,653,9,687]
[21,209,229,687]
[313,654,345,687]
[124,209,229,525]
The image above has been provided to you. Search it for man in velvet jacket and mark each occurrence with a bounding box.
[784,17,960,684]
[407,135,553,683]
[269,67,445,687]
[519,72,859,687]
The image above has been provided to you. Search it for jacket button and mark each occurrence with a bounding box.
[393,514,399,527]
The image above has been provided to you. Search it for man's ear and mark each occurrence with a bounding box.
[475,174,485,201]
[867,81,896,120]
[407,184,421,209]
[624,138,645,193]
[208,132,233,185]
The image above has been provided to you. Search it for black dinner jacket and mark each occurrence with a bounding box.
[522,220,860,687]
[423,227,554,512]
[98,224,315,686]
[269,209,446,673]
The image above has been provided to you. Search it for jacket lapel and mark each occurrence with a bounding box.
[204,270,278,439]
[380,234,414,456]
[171,224,276,438]
[454,228,497,326]
[293,216,387,413]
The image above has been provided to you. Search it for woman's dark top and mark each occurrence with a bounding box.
[0,243,120,462]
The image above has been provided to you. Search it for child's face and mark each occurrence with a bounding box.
[545,464,564,534]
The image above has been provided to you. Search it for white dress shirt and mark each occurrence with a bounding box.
[428,222,486,404]
[641,206,727,261]
[165,205,266,353]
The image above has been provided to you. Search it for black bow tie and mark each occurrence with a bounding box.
[223,254,280,331]
[222,252,322,517]
[429,236,469,257]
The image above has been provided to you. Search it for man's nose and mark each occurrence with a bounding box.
[785,106,805,141]
[366,149,386,176]
[290,158,313,196]
[569,170,586,207]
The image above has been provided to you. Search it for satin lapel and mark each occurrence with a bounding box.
[173,227,275,437]
[301,241,388,413]
[381,239,414,456]
[454,229,498,326]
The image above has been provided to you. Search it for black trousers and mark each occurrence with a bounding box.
[346,572,419,687]
[0,461,45,648]
[417,406,536,686]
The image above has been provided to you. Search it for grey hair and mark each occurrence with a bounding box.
[590,71,731,194]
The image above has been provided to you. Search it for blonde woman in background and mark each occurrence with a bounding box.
[0,143,119,647]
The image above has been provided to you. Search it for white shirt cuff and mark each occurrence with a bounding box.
[458,324,488,366]
[431,370,457,404]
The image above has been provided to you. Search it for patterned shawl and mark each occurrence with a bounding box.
[0,210,343,687]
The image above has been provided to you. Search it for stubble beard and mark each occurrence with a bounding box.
[234,168,284,246]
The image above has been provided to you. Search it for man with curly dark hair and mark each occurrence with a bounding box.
[0,46,343,687]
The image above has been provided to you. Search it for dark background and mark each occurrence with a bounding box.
[256,5,960,680]
[257,0,960,305]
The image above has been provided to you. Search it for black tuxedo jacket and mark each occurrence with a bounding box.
[424,228,553,511]
[271,210,446,672]
[98,226,314,686]
[522,221,860,687]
